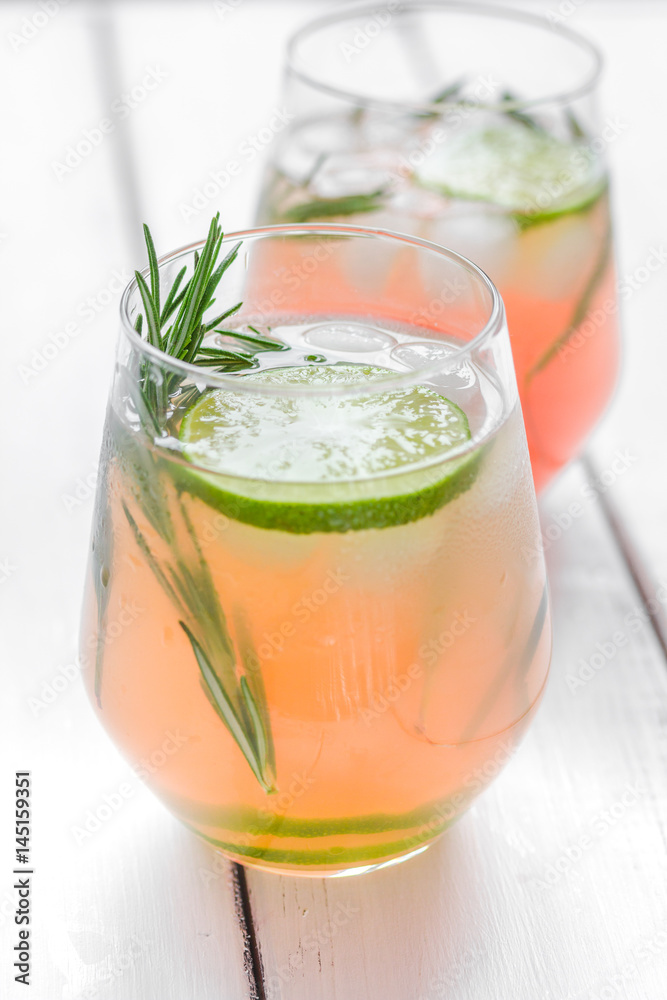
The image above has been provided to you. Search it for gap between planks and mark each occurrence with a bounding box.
[84,7,665,995]
[581,452,667,661]
[85,3,269,997]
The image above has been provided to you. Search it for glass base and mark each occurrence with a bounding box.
[214,836,438,878]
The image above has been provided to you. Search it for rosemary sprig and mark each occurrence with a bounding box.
[500,89,543,132]
[526,222,612,381]
[278,188,387,224]
[413,79,465,120]
[101,215,281,794]
[215,326,288,353]
[566,109,587,140]
[132,214,247,430]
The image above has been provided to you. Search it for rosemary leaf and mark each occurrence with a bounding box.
[214,328,287,353]
[135,270,162,349]
[116,214,281,795]
[204,301,242,332]
[122,502,184,613]
[193,357,258,371]
[280,188,387,223]
[168,215,222,356]
[180,622,275,793]
[414,79,465,119]
[143,222,161,319]
[527,224,612,380]
[501,90,543,131]
[241,675,269,775]
[197,346,256,362]
[160,265,187,326]
[566,109,587,140]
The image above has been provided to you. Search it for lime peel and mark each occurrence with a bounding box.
[417,120,606,226]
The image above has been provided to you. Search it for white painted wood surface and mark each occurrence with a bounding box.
[2,2,666,998]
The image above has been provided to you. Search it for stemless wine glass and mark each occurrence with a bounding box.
[80,224,551,876]
[256,1,621,491]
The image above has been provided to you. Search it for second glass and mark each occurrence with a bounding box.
[257,1,621,491]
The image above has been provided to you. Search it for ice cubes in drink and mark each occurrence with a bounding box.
[303,322,397,353]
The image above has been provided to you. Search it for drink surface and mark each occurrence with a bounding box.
[81,321,551,874]
[257,109,621,490]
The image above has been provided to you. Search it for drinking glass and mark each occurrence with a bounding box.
[80,224,551,876]
[256,1,621,491]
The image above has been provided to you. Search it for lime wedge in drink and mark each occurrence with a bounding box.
[417,120,606,226]
[178,364,481,533]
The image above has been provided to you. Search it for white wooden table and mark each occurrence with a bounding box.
[2,1,667,997]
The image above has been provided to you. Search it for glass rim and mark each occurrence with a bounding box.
[119,222,506,399]
[286,0,604,116]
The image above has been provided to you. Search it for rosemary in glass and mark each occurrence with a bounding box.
[93,215,282,793]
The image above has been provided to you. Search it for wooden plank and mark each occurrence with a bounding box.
[245,462,667,999]
[558,3,667,634]
[108,0,312,250]
[4,3,666,999]
[0,2,252,997]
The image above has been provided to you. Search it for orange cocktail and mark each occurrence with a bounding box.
[258,2,621,490]
[81,225,551,875]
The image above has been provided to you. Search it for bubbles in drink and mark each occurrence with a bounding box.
[216,319,505,445]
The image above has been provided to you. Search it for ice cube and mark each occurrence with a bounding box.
[311,154,395,199]
[509,209,604,300]
[390,340,457,370]
[424,205,519,287]
[303,322,397,353]
[391,340,484,416]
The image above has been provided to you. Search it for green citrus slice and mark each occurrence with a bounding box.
[177,364,482,533]
[417,120,606,226]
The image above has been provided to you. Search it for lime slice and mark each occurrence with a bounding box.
[417,120,606,226]
[177,364,482,533]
